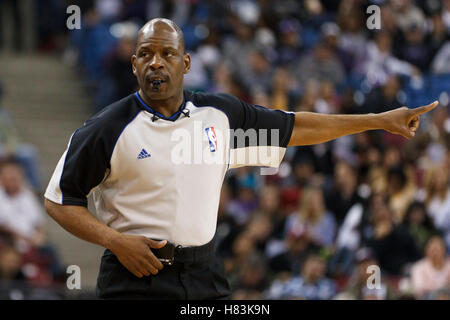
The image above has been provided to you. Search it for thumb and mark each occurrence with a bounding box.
[145,238,167,248]
[401,129,415,139]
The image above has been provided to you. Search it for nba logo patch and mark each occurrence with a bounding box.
[205,127,217,152]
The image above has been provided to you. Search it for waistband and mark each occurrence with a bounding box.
[173,236,216,264]
[103,236,216,265]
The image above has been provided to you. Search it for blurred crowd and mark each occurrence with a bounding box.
[0,83,66,298]
[3,0,450,299]
[0,158,66,299]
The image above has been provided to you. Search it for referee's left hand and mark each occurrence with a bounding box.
[381,101,439,139]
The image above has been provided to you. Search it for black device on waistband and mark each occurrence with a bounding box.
[152,240,176,266]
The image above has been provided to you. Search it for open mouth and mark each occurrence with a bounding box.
[151,79,165,85]
[146,75,168,91]
[149,79,166,92]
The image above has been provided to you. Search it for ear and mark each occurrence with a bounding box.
[183,53,191,74]
[131,55,137,76]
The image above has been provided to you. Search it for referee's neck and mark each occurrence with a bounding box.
[137,89,184,118]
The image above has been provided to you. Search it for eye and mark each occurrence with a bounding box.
[139,51,150,58]
[164,51,174,57]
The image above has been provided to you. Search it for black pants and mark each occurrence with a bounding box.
[96,237,231,299]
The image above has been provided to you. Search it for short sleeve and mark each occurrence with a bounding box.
[44,121,110,207]
[206,93,295,169]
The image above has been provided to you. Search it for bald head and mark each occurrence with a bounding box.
[131,17,191,109]
[137,18,185,53]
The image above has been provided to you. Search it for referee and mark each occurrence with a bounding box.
[44,18,438,299]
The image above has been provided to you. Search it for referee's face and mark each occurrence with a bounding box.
[132,20,190,102]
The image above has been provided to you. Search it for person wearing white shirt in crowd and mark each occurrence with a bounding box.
[360,31,419,88]
[0,159,44,244]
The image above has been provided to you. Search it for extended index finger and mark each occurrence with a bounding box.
[411,101,439,116]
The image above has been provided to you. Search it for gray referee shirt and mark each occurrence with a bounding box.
[45,90,295,246]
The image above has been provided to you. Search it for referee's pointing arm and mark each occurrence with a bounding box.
[288,101,438,146]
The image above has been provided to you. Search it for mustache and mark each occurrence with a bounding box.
[145,72,169,82]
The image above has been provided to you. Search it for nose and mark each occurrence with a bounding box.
[149,53,164,71]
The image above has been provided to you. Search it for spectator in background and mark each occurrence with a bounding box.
[36,0,73,52]
[314,81,340,114]
[431,41,450,74]
[279,254,336,300]
[210,62,234,94]
[259,185,284,237]
[268,223,319,275]
[336,1,367,70]
[386,165,417,224]
[425,164,450,252]
[320,22,353,75]
[245,213,273,256]
[402,201,440,254]
[183,50,210,91]
[145,0,190,27]
[187,27,222,91]
[95,0,122,23]
[396,23,433,72]
[359,31,419,89]
[69,7,117,86]
[0,159,44,245]
[0,159,65,282]
[325,161,361,226]
[107,35,137,97]
[427,12,449,60]
[285,187,336,248]
[232,255,268,300]
[365,195,421,276]
[270,67,294,111]
[411,236,450,299]
[276,19,303,68]
[368,146,404,195]
[222,19,257,77]
[0,245,25,282]
[391,0,426,33]
[380,2,401,36]
[361,75,403,114]
[296,79,320,113]
[338,247,395,300]
[227,168,260,226]
[97,34,138,110]
[331,201,368,278]
[240,48,275,94]
[224,232,261,291]
[293,40,345,89]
